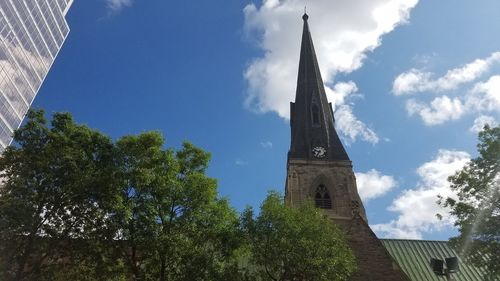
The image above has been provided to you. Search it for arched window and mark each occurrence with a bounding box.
[312,104,320,125]
[315,184,332,209]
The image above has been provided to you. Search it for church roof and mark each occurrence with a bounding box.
[289,14,349,161]
[381,239,498,281]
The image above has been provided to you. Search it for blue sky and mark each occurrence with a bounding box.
[34,0,499,240]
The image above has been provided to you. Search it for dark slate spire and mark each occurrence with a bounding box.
[288,14,349,161]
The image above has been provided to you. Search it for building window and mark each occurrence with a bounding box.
[315,184,332,209]
[312,104,320,125]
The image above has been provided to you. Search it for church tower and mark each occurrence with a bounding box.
[285,13,366,221]
[285,14,411,281]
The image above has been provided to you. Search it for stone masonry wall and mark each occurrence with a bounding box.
[335,217,411,281]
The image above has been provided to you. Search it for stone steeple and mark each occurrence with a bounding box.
[284,14,411,281]
[286,12,366,221]
[289,13,349,161]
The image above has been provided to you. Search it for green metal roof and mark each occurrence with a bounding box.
[381,239,498,281]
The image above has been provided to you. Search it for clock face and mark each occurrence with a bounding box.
[312,146,326,158]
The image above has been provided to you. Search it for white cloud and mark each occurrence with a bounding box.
[323,81,379,144]
[260,141,273,149]
[469,115,498,133]
[325,81,359,110]
[403,75,500,126]
[105,0,133,12]
[393,52,500,95]
[243,0,418,142]
[393,52,500,126]
[393,69,432,96]
[371,150,470,239]
[335,105,379,144]
[406,96,465,125]
[356,169,396,202]
[466,75,500,112]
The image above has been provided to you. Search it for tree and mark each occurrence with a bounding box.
[241,191,356,281]
[0,110,355,280]
[0,110,243,281]
[0,109,123,280]
[113,133,242,281]
[440,125,499,279]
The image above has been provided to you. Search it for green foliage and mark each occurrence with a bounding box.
[0,110,240,281]
[441,125,499,280]
[0,110,357,281]
[114,133,241,280]
[242,191,356,281]
[0,109,121,281]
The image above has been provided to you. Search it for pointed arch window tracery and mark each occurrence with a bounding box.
[315,184,332,209]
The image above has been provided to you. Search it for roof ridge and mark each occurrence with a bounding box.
[380,238,449,242]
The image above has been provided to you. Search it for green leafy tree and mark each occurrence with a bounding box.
[440,125,499,279]
[114,133,242,281]
[0,109,123,281]
[241,191,356,281]
[0,110,244,281]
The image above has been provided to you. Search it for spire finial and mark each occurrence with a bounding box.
[303,0,308,20]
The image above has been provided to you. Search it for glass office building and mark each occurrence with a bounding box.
[0,0,73,150]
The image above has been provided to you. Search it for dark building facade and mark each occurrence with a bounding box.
[285,14,411,281]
